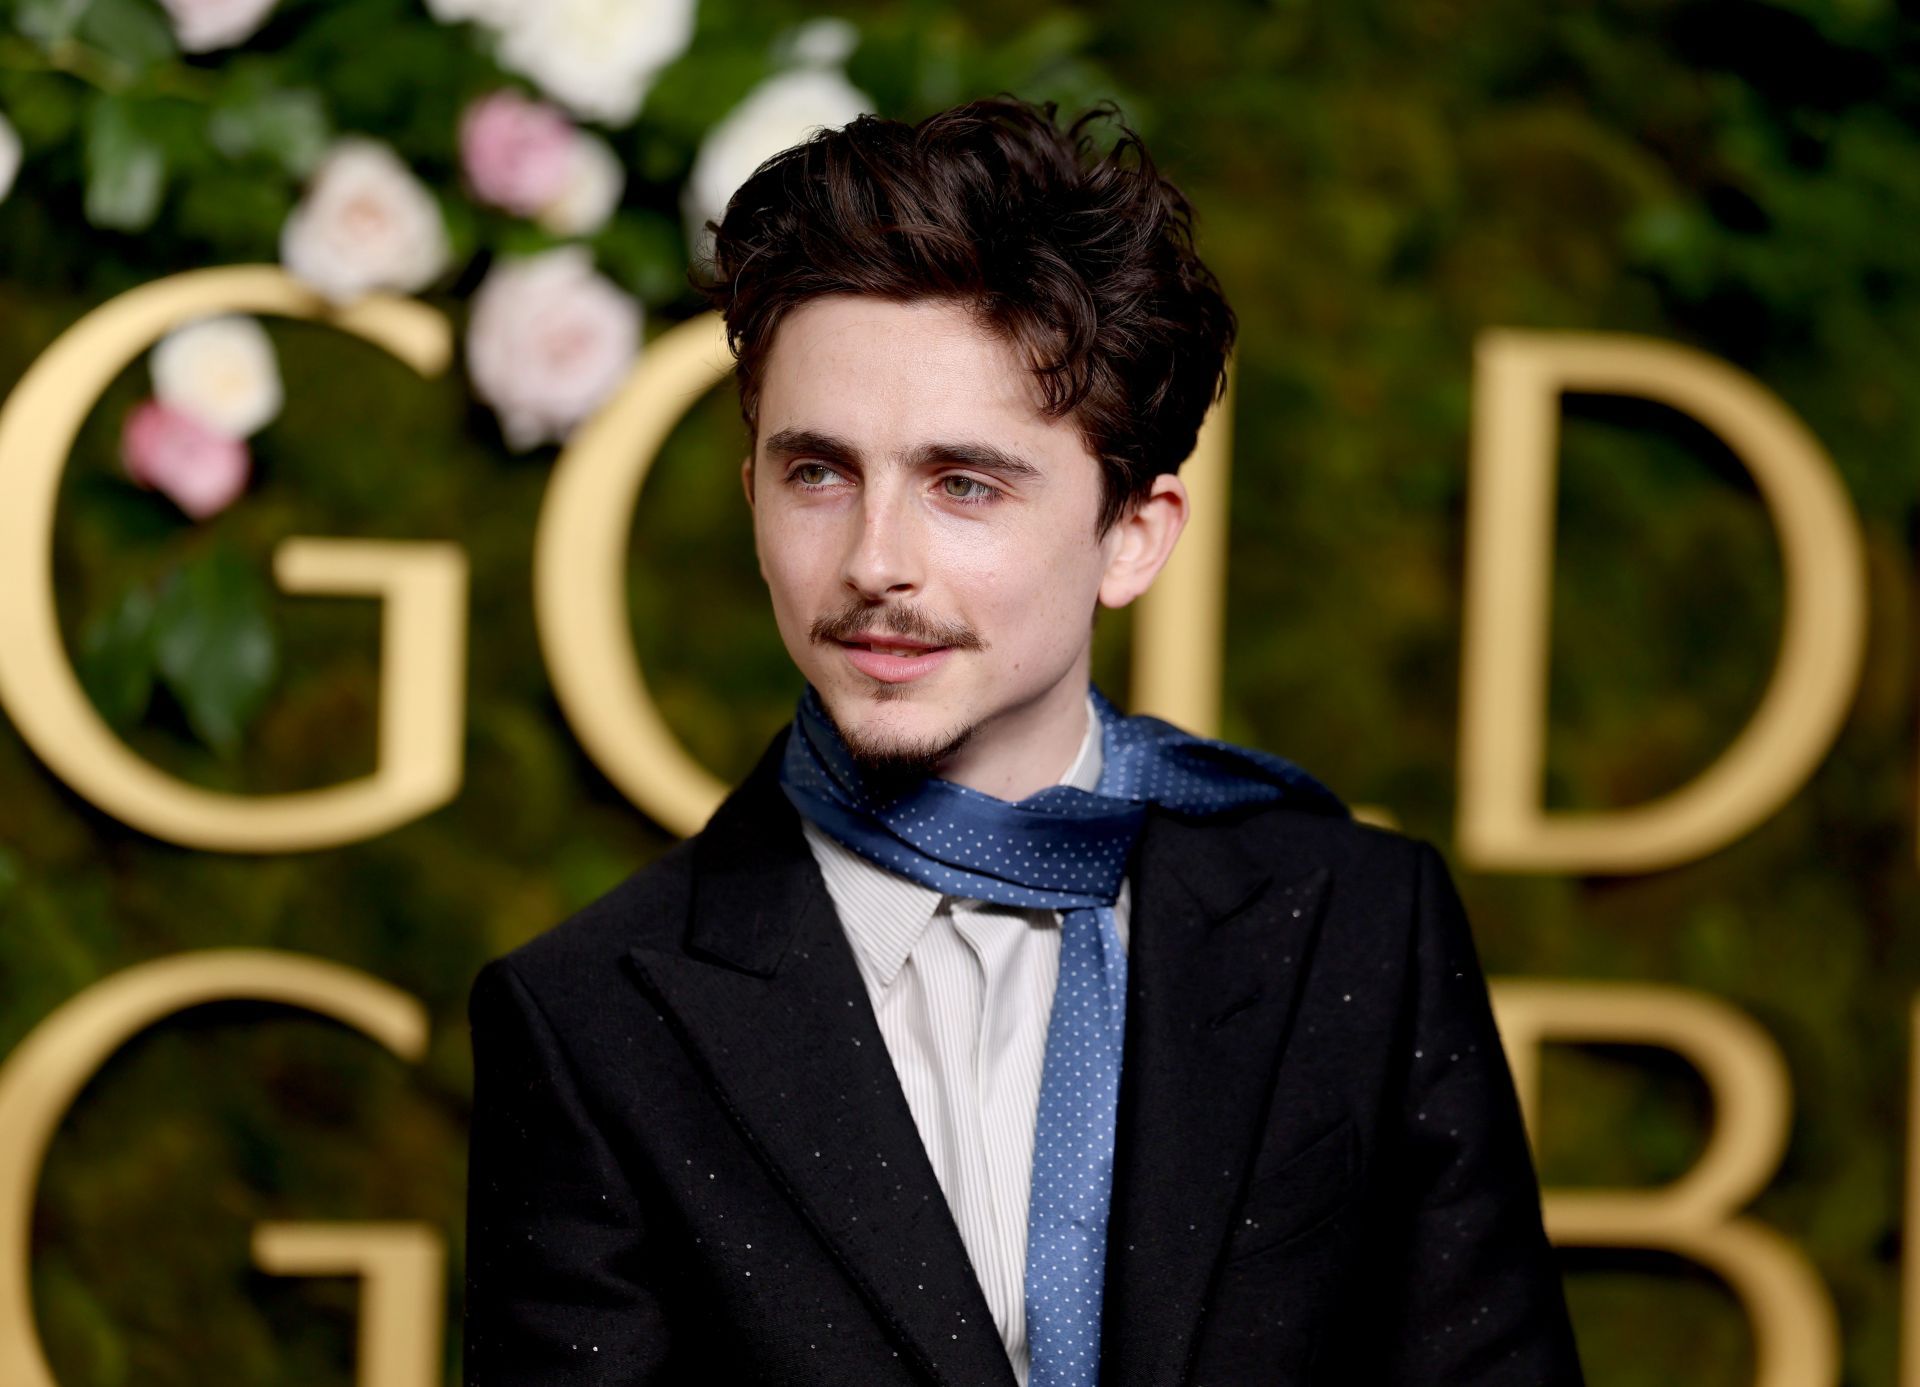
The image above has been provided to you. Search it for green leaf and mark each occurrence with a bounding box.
[151,548,278,758]
[77,581,160,729]
[78,0,176,71]
[5,72,83,147]
[439,195,480,268]
[208,85,331,178]
[174,167,293,257]
[14,0,93,47]
[68,471,186,548]
[994,11,1094,74]
[493,220,565,258]
[594,209,688,306]
[639,47,766,138]
[83,95,167,231]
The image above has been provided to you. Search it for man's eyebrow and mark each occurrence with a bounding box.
[908,440,1043,481]
[760,428,1044,483]
[762,427,858,462]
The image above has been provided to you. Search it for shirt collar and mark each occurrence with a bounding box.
[814,692,1103,990]
[1058,691,1104,791]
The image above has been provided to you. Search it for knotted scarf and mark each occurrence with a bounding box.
[780,682,1343,1386]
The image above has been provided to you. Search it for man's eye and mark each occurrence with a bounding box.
[794,463,839,486]
[939,475,996,501]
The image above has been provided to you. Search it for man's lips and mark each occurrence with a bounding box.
[833,635,955,684]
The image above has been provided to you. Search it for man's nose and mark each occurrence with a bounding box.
[841,482,921,599]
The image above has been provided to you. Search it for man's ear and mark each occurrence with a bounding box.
[741,453,772,584]
[1097,472,1189,609]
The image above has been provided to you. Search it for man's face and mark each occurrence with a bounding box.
[744,294,1126,774]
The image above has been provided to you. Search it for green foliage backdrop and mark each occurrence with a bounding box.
[4,0,1920,1383]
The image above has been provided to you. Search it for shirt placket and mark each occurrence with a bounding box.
[950,896,1057,1383]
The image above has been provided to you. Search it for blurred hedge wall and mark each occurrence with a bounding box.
[5,0,1920,1383]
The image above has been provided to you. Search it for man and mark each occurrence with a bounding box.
[464,97,1584,1386]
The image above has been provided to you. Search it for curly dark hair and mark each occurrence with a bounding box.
[691,95,1237,534]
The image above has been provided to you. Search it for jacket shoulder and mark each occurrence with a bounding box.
[477,720,799,1003]
[1210,804,1456,967]
[1213,799,1437,883]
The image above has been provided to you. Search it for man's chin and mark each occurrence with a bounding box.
[818,692,976,785]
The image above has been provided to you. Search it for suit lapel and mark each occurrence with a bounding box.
[1102,807,1335,1387]
[624,734,1018,1387]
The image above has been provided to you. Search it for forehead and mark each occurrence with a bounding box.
[756,295,1083,461]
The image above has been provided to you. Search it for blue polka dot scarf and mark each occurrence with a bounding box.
[779,682,1344,1387]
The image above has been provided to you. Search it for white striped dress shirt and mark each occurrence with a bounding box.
[799,698,1132,1387]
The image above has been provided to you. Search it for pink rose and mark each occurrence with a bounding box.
[121,400,250,519]
[466,246,640,450]
[281,138,450,304]
[460,89,575,217]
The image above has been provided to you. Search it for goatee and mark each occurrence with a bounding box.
[833,709,977,794]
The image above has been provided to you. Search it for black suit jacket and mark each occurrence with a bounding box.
[463,729,1584,1385]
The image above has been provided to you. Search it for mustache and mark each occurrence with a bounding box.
[809,597,985,651]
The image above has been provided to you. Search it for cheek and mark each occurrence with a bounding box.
[931,521,1103,646]
[756,506,831,599]
[753,529,824,654]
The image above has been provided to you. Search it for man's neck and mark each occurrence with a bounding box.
[931,673,1094,802]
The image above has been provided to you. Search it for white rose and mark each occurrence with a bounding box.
[536,131,625,237]
[0,112,20,205]
[281,138,451,304]
[495,0,696,125]
[423,0,523,24]
[152,316,284,439]
[159,0,279,52]
[685,66,872,256]
[466,246,641,450]
[779,16,858,69]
